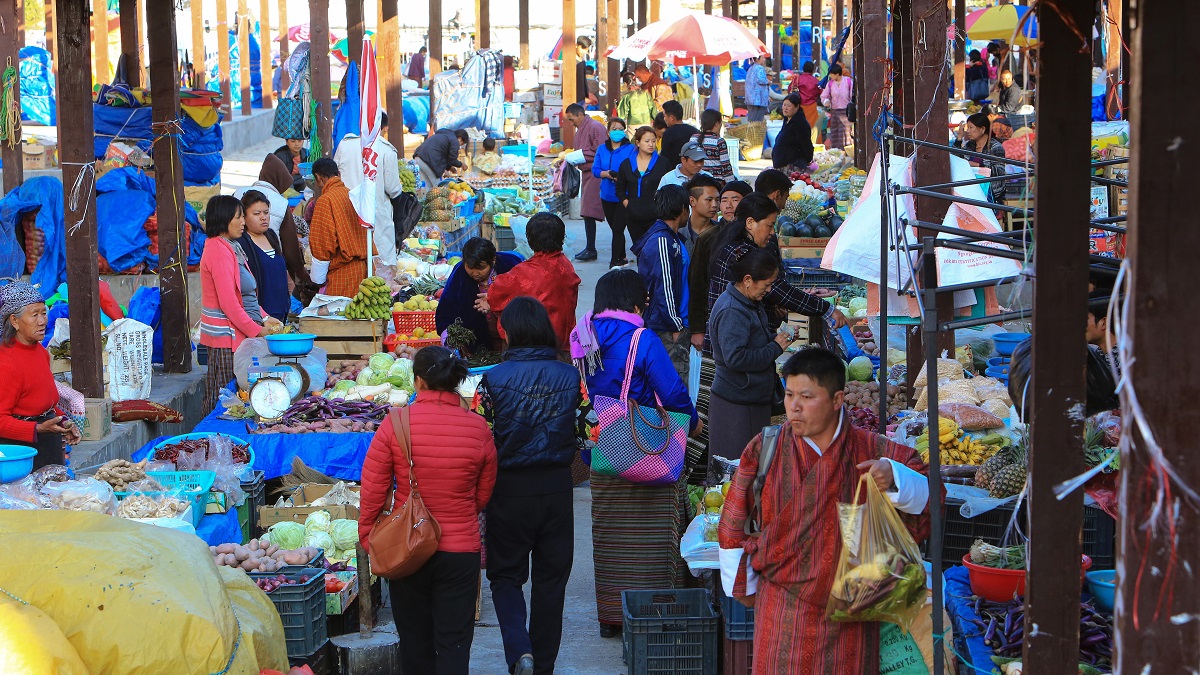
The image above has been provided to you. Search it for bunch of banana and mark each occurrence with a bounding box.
[345,276,393,320]
[916,419,1006,466]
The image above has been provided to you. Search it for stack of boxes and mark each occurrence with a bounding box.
[539,61,563,129]
[511,69,543,131]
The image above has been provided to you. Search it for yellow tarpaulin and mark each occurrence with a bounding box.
[0,511,288,674]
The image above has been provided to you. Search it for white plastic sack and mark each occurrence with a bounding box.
[103,318,154,402]
[680,514,720,573]
[688,347,702,404]
[48,318,71,350]
[300,293,352,318]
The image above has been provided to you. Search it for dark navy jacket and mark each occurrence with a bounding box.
[479,346,582,496]
[633,220,690,333]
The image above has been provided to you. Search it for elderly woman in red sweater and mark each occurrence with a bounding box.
[358,346,497,675]
[199,195,266,412]
[0,282,81,468]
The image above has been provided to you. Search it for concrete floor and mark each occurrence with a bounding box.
[219,140,771,674]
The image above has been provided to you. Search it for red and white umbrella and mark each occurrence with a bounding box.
[604,13,768,66]
[278,24,342,44]
[349,36,382,277]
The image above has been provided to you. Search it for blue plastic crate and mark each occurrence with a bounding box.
[503,102,523,119]
[443,213,483,252]
[114,470,216,528]
[715,583,755,641]
[455,195,477,218]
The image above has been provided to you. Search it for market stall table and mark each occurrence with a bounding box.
[196,507,243,547]
[131,405,373,481]
[944,565,1005,673]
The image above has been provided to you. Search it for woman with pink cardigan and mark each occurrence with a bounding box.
[200,195,265,412]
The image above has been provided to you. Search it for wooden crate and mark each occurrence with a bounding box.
[298,317,387,361]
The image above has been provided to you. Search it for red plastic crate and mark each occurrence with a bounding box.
[391,310,437,335]
[722,636,752,675]
[383,334,441,353]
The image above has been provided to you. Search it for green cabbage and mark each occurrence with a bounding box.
[332,380,356,393]
[848,297,868,316]
[847,356,875,382]
[330,519,358,551]
[356,367,376,386]
[304,510,331,535]
[266,521,305,549]
[304,530,335,552]
[387,359,414,391]
[369,352,396,373]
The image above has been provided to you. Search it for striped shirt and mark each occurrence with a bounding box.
[689,132,734,182]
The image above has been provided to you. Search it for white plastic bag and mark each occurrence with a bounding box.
[103,318,154,402]
[688,347,702,404]
[680,514,720,573]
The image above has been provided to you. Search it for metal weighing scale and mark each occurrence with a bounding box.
[248,334,318,423]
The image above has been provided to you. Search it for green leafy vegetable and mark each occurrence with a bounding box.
[266,521,305,549]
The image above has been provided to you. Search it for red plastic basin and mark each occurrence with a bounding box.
[963,554,1094,602]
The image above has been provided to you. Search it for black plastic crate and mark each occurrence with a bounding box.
[714,583,754,641]
[1082,505,1116,570]
[262,567,328,657]
[494,226,516,252]
[622,589,719,675]
[926,498,1024,570]
[238,470,266,541]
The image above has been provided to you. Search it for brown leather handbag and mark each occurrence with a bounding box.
[368,407,442,579]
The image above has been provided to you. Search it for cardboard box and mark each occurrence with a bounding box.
[781,245,828,259]
[538,61,562,85]
[325,572,359,615]
[1110,187,1129,216]
[80,398,112,442]
[544,104,563,128]
[22,143,49,171]
[512,90,540,103]
[514,68,539,91]
[257,483,361,529]
[542,83,564,105]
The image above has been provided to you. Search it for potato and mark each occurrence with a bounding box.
[224,553,238,566]
[248,539,260,551]
[265,543,279,556]
[234,548,251,562]
[215,543,236,554]
[238,559,260,571]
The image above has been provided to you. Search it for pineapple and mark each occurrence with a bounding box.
[989,463,1027,499]
[974,450,1009,490]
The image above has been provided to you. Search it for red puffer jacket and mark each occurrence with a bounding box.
[358,390,498,553]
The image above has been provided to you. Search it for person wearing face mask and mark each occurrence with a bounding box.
[435,237,522,352]
[706,195,846,358]
[708,247,790,456]
[235,190,292,323]
[614,126,671,248]
[199,196,267,411]
[593,117,637,268]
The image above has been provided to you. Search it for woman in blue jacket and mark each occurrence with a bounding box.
[593,118,636,269]
[475,296,588,675]
[569,269,700,639]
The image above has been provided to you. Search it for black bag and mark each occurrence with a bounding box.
[272,98,306,139]
[966,78,990,102]
[392,192,423,244]
[561,164,581,199]
[846,94,857,125]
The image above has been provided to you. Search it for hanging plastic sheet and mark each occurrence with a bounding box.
[126,286,164,364]
[0,177,65,298]
[206,27,263,109]
[404,95,430,135]
[432,50,506,138]
[179,114,225,186]
[0,188,29,280]
[332,62,360,152]
[92,105,153,158]
[18,46,56,127]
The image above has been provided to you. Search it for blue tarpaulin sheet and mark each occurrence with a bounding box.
[133,406,372,481]
[197,508,243,546]
[19,46,56,126]
[404,96,430,136]
[0,188,30,281]
[178,115,225,186]
[95,168,155,271]
[126,286,164,364]
[93,104,153,158]
[332,62,360,152]
[944,566,998,673]
[0,177,66,298]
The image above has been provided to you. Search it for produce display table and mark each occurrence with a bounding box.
[196,508,242,547]
[131,406,372,481]
[943,565,997,673]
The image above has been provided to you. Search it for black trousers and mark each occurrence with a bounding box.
[601,200,629,263]
[582,217,598,251]
[486,490,574,674]
[390,550,481,675]
[627,215,653,254]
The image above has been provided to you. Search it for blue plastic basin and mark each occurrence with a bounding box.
[992,332,1031,357]
[1086,570,1116,612]
[264,333,316,356]
[985,365,1010,383]
[987,356,1009,369]
[0,445,38,483]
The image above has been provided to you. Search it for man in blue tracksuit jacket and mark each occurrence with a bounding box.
[632,183,691,381]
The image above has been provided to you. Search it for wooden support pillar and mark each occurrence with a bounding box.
[1103,0,1122,119]
[145,0,191,374]
[705,0,713,14]
[637,0,647,30]
[791,0,799,64]
[596,0,608,110]
[757,0,767,44]
[518,0,530,65]
[629,0,636,36]
[45,2,58,80]
[259,0,273,108]
[730,0,738,22]
[954,0,965,99]
[855,0,884,165]
[217,0,233,112]
[1117,0,1200,667]
[1022,0,1094,672]
[346,0,363,65]
[563,0,577,146]
[310,0,333,153]
[891,0,914,138]
[278,0,289,91]
[606,0,620,113]
[649,0,659,23]
[117,0,141,88]
[477,0,490,48]
[811,0,821,67]
[772,0,782,70]
[238,0,252,116]
[191,0,205,88]
[57,0,104,397]
[93,0,109,84]
[834,0,842,37]
[1120,0,1129,110]
[0,0,22,192]
[380,0,403,151]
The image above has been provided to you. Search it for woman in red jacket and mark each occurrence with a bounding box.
[358,346,498,675]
